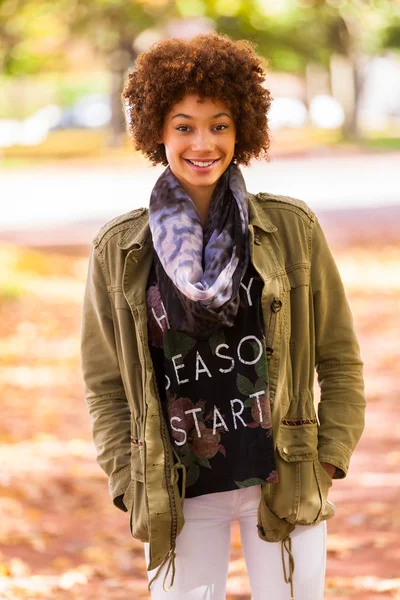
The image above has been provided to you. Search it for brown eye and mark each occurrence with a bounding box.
[214,124,228,131]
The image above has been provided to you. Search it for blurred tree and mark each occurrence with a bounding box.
[381,15,400,49]
[1,0,399,144]
[204,0,400,140]
[0,0,177,142]
[65,0,177,146]
[0,0,68,75]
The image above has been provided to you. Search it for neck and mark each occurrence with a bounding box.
[180,181,217,227]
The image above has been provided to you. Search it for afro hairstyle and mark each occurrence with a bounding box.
[122,32,273,166]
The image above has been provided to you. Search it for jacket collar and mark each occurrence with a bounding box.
[248,193,278,233]
[117,192,277,250]
[117,213,151,250]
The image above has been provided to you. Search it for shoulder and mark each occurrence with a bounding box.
[251,192,320,265]
[92,207,148,250]
[254,192,316,225]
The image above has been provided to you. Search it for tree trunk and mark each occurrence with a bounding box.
[330,51,365,142]
[304,61,331,125]
[330,53,355,138]
[107,46,137,148]
[109,68,125,147]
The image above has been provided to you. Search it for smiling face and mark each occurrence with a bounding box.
[159,93,236,204]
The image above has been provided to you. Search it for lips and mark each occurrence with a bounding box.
[183,158,221,172]
[184,158,220,164]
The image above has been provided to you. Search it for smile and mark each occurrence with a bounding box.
[183,158,221,172]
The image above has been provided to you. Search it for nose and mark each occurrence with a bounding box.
[191,129,215,153]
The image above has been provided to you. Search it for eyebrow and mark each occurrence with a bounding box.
[171,112,232,121]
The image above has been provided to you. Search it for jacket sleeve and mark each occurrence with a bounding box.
[311,216,366,479]
[80,244,131,511]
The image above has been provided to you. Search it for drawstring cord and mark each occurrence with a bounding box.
[170,455,187,507]
[281,534,295,600]
[147,547,176,593]
[147,454,187,594]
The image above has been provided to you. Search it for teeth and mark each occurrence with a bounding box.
[188,159,216,167]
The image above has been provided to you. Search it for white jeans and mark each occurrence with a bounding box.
[144,485,327,600]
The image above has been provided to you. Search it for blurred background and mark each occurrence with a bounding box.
[0,0,399,599]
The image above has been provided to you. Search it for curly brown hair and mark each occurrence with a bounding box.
[122,33,273,166]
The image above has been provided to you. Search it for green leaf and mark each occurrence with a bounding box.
[164,329,196,360]
[179,445,197,468]
[195,456,211,469]
[235,478,265,488]
[256,353,268,379]
[254,376,266,394]
[237,373,254,395]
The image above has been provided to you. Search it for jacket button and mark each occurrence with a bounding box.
[254,235,261,245]
[271,298,282,313]
[282,446,289,455]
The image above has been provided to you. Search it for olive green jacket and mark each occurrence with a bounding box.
[80,192,365,578]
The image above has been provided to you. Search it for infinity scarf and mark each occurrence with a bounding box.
[148,162,250,340]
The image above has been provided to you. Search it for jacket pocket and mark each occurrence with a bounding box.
[123,442,149,542]
[267,422,335,526]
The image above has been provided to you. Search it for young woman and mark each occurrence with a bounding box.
[81,33,365,600]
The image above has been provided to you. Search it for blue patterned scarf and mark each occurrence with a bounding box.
[148,162,250,339]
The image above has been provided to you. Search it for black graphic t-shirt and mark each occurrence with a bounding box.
[146,258,278,498]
